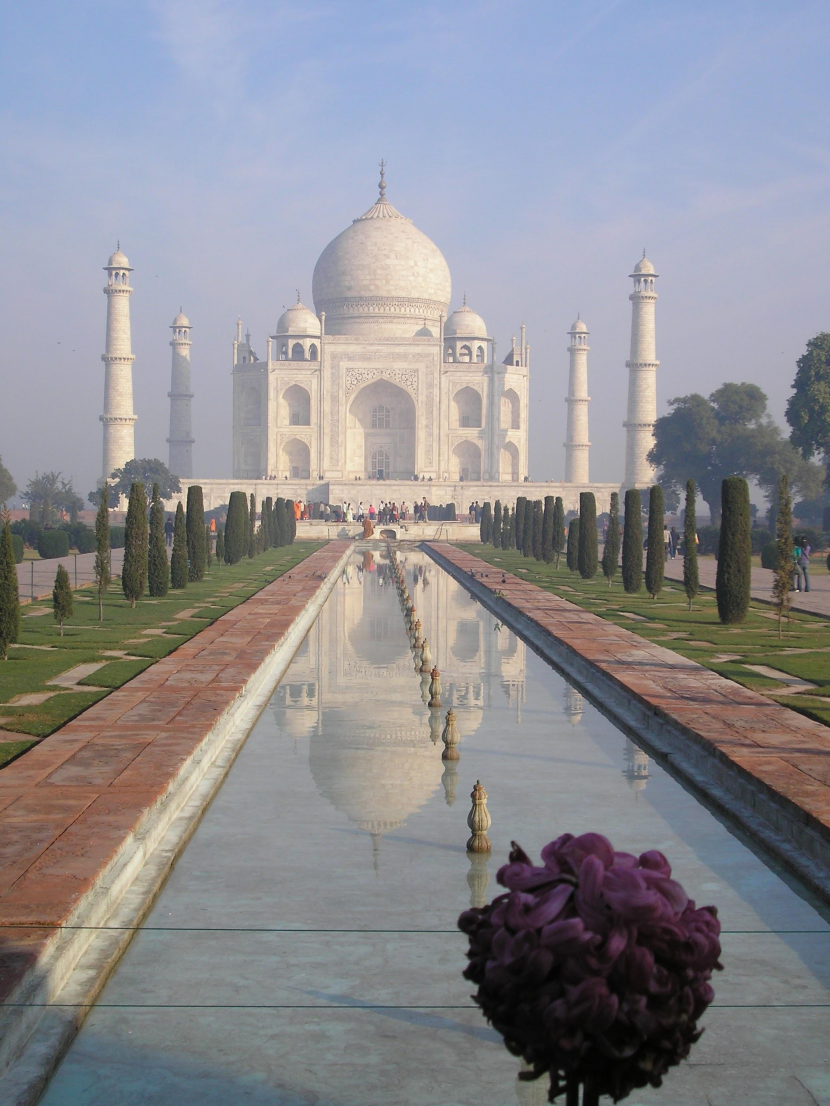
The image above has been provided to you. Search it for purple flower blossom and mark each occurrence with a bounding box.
[459,833,722,1103]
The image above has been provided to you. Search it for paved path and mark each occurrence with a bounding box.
[16,548,126,602]
[430,542,830,895]
[0,540,349,1074]
[663,555,830,618]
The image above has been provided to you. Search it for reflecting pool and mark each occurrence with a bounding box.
[41,549,830,1105]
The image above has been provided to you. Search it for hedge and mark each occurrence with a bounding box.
[75,530,97,554]
[37,530,69,559]
[109,526,126,549]
[11,534,23,563]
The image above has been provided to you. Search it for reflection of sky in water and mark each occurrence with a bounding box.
[41,548,830,1106]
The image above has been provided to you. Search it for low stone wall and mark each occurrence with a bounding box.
[0,541,352,1105]
[426,542,830,906]
[294,520,481,542]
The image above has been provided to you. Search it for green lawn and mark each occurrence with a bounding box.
[0,543,322,766]
[457,544,830,729]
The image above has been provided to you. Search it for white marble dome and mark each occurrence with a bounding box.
[633,255,656,275]
[569,317,588,334]
[312,188,451,336]
[171,310,190,328]
[276,300,321,336]
[444,303,487,338]
[106,246,131,270]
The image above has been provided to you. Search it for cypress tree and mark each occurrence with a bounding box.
[501,505,511,549]
[121,482,148,608]
[566,517,580,571]
[286,500,297,544]
[52,564,73,636]
[622,488,643,593]
[683,479,699,611]
[275,498,288,547]
[94,483,110,622]
[601,492,620,585]
[578,492,598,579]
[248,493,256,558]
[514,498,526,552]
[645,485,665,599]
[224,492,245,564]
[170,502,188,588]
[264,497,273,549]
[532,501,543,560]
[519,501,532,557]
[0,521,20,660]
[479,502,492,544]
[492,501,502,548]
[205,524,213,570]
[772,474,793,638]
[186,485,206,581]
[716,476,751,624]
[148,483,169,597]
[215,527,225,566]
[261,501,270,551]
[542,496,555,563]
[552,497,565,568]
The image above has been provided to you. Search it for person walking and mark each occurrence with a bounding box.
[792,538,803,591]
[669,526,678,559]
[164,515,174,547]
[798,538,811,592]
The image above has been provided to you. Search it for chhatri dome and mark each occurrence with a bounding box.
[444,298,488,338]
[312,162,451,336]
[276,298,321,336]
[632,252,656,275]
[106,244,131,270]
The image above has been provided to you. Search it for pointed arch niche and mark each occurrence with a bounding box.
[347,379,416,479]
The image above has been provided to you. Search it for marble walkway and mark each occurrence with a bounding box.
[0,542,348,1018]
[429,543,830,891]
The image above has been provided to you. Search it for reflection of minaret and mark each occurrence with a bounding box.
[565,316,590,482]
[623,738,651,792]
[563,684,584,724]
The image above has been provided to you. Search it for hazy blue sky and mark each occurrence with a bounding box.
[2,0,829,501]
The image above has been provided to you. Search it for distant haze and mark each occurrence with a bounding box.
[1,1,828,502]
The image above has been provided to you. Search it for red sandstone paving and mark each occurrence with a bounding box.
[0,542,348,1000]
[431,542,830,843]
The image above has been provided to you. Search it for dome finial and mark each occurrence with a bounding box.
[643,247,647,258]
[378,158,387,202]
[117,240,120,251]
[462,291,467,307]
[296,288,301,304]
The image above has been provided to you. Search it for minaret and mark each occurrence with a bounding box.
[564,316,590,482]
[623,252,659,487]
[167,310,194,477]
[100,244,136,481]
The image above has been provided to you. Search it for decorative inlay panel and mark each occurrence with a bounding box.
[344,366,418,397]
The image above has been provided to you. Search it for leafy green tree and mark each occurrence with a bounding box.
[683,480,699,611]
[578,493,598,579]
[0,521,20,659]
[23,471,83,525]
[772,475,793,638]
[514,498,526,553]
[479,502,492,544]
[224,492,246,564]
[787,332,830,485]
[215,527,225,567]
[601,492,620,585]
[205,524,213,571]
[532,500,543,560]
[492,501,502,548]
[645,486,664,598]
[170,503,188,588]
[716,477,751,624]
[552,497,565,568]
[248,493,256,558]
[52,564,73,636]
[566,517,580,571]
[622,489,643,593]
[0,457,16,505]
[275,498,288,548]
[107,458,181,502]
[186,485,206,581]
[148,483,169,597]
[121,483,148,608]
[94,484,110,622]
[648,382,821,524]
[541,497,555,563]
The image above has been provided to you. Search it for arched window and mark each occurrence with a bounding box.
[371,448,390,479]
[308,343,318,361]
[445,347,454,362]
[280,345,287,360]
[283,384,310,426]
[291,342,305,361]
[476,345,484,362]
[459,344,472,362]
[371,405,391,429]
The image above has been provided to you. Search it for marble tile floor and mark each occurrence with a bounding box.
[38,550,830,1105]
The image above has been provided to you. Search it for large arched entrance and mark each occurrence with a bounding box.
[347,380,416,479]
[281,437,311,479]
[452,440,482,481]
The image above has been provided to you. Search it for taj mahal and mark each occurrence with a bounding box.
[99,164,661,514]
